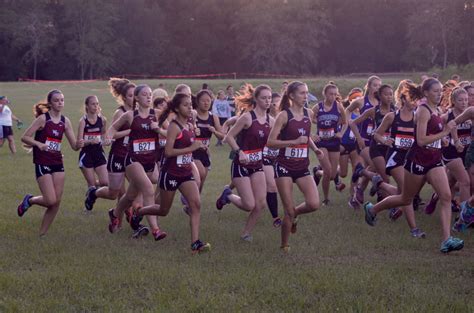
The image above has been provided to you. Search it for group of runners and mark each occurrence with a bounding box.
[12,75,474,254]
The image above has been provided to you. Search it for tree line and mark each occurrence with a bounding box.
[0,0,473,81]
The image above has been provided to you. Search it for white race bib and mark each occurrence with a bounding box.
[177,153,193,165]
[123,136,130,146]
[244,149,263,163]
[284,144,308,158]
[45,137,61,152]
[133,138,155,152]
[319,128,335,139]
[395,135,414,149]
[84,132,101,143]
[158,138,166,147]
[452,135,471,146]
[426,139,441,150]
[366,124,374,136]
[263,146,279,158]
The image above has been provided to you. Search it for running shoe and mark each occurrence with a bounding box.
[84,186,97,211]
[130,210,143,231]
[191,240,211,254]
[364,202,376,226]
[312,165,322,186]
[439,236,464,253]
[108,208,120,234]
[348,196,360,210]
[280,245,290,253]
[410,228,426,238]
[216,186,232,210]
[389,208,403,221]
[240,234,253,243]
[291,217,298,234]
[335,182,346,192]
[152,228,167,241]
[131,224,149,239]
[355,186,364,204]
[322,199,330,206]
[369,175,383,197]
[424,193,438,215]
[17,194,33,217]
[351,163,364,183]
[273,217,282,228]
[453,201,474,232]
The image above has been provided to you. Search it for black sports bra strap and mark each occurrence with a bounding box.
[171,119,184,130]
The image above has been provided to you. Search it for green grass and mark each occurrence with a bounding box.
[0,79,473,312]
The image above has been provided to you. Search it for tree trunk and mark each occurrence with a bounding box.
[441,24,448,69]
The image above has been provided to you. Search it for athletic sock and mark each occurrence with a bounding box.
[266,192,278,218]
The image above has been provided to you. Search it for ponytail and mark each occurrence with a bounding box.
[279,81,306,112]
[33,89,62,117]
[159,93,190,125]
[108,77,136,106]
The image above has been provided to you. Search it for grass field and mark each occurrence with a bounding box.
[0,79,473,312]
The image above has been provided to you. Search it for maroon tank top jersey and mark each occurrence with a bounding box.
[195,112,214,147]
[33,112,66,165]
[161,120,194,176]
[128,109,158,165]
[407,104,443,166]
[110,106,130,158]
[277,108,311,171]
[234,111,271,169]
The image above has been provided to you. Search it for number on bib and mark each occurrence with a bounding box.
[177,153,192,165]
[394,135,414,149]
[263,146,279,158]
[84,132,101,143]
[243,149,263,163]
[159,138,166,147]
[366,124,374,136]
[426,139,441,149]
[45,137,61,152]
[133,138,156,152]
[319,128,335,139]
[285,144,308,158]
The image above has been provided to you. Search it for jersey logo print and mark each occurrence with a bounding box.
[298,128,306,136]
[52,130,59,136]
[115,162,123,170]
[169,180,178,188]
[141,123,150,130]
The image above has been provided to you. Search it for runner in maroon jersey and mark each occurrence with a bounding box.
[83,79,136,225]
[266,81,324,252]
[77,95,110,189]
[215,84,274,242]
[440,87,470,205]
[17,90,84,236]
[364,79,464,253]
[106,84,165,239]
[133,93,211,254]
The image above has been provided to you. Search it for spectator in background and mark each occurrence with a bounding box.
[432,73,440,80]
[451,74,460,82]
[212,90,232,146]
[202,83,209,90]
[226,85,236,116]
[0,96,22,154]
